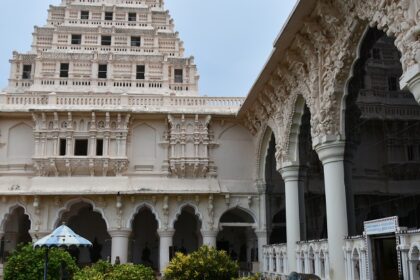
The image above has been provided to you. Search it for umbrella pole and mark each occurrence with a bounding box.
[43,248,49,280]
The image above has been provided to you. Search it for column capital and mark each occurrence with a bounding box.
[279,165,300,182]
[254,230,268,239]
[400,63,420,103]
[314,140,346,164]
[157,229,175,238]
[201,229,219,238]
[108,228,131,238]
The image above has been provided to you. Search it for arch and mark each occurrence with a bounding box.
[0,204,33,232]
[217,206,257,227]
[170,202,203,228]
[340,26,370,135]
[126,202,161,229]
[255,125,275,181]
[284,94,307,165]
[53,197,109,229]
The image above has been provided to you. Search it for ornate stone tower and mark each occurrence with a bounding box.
[8,0,199,96]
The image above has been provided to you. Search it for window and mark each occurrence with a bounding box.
[71,34,82,45]
[101,36,112,46]
[74,139,88,156]
[388,77,398,91]
[96,139,104,156]
[128,12,136,21]
[372,48,381,59]
[131,36,141,47]
[60,63,69,78]
[81,11,89,20]
[22,65,32,80]
[136,65,145,80]
[104,12,113,21]
[174,69,183,83]
[98,64,108,79]
[59,139,67,156]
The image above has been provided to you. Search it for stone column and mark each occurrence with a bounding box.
[315,140,348,280]
[256,230,268,271]
[108,229,131,264]
[280,165,301,273]
[158,229,175,273]
[201,230,218,248]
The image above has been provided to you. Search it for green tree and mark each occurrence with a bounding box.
[4,243,78,280]
[164,246,239,280]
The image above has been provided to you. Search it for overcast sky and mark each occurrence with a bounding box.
[0,0,297,97]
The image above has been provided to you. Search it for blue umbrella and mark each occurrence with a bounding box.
[34,224,92,280]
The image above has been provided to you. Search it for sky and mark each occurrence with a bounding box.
[0,0,297,97]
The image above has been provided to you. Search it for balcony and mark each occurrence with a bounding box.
[33,156,129,177]
[0,92,244,115]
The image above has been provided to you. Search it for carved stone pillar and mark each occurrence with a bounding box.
[158,229,175,273]
[280,165,301,274]
[255,230,268,271]
[108,229,131,264]
[201,230,218,248]
[315,140,348,280]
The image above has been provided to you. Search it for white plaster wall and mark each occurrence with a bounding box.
[213,123,255,182]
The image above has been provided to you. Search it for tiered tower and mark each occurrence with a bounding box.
[8,0,199,96]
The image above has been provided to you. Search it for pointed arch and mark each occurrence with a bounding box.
[283,94,307,165]
[126,202,161,229]
[0,203,33,232]
[170,202,203,228]
[7,122,34,161]
[217,206,257,228]
[52,197,109,229]
[255,125,274,181]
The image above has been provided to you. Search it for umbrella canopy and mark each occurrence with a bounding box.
[34,224,92,249]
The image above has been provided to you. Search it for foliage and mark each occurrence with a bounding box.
[235,274,261,280]
[107,263,155,280]
[74,261,155,280]
[164,246,239,280]
[4,243,78,280]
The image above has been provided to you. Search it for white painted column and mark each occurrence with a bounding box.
[315,140,348,280]
[108,229,131,264]
[158,229,174,273]
[201,230,218,248]
[280,165,301,273]
[256,230,268,272]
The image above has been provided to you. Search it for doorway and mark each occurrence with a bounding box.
[372,236,398,280]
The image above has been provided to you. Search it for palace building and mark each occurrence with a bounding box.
[0,0,419,279]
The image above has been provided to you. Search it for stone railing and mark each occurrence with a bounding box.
[344,236,368,280]
[262,244,288,279]
[296,240,329,280]
[0,92,243,115]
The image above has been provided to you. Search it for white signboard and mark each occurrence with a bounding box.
[364,216,399,235]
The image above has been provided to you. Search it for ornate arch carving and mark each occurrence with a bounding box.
[52,197,109,230]
[126,202,161,229]
[0,203,33,232]
[170,202,203,228]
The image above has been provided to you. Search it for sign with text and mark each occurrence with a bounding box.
[364,216,399,235]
